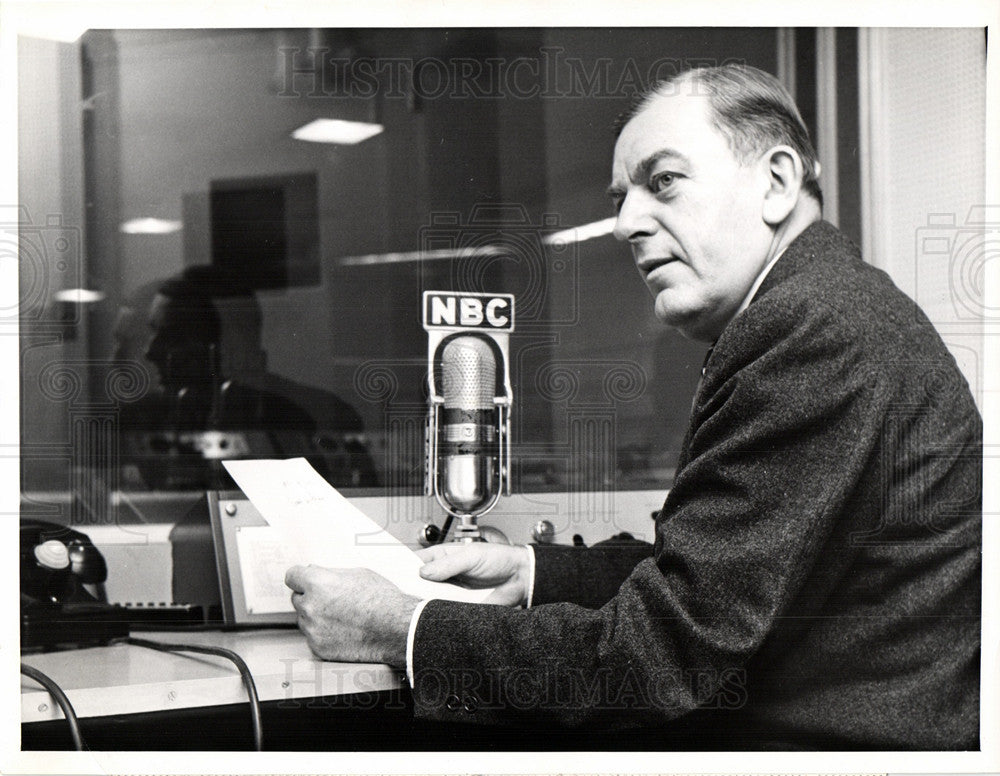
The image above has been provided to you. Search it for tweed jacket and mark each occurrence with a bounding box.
[410,221,982,749]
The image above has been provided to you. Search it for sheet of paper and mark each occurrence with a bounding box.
[223,457,494,604]
[234,526,295,614]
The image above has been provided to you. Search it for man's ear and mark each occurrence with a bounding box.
[761,145,806,225]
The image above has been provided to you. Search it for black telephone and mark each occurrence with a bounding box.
[20,519,130,649]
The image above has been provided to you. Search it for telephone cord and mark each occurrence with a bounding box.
[20,663,86,751]
[116,636,263,751]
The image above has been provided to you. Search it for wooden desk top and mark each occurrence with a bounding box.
[20,629,404,723]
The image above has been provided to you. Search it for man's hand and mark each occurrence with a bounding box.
[284,566,419,667]
[416,543,532,607]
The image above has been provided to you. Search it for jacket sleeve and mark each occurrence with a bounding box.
[411,298,884,730]
[530,535,654,609]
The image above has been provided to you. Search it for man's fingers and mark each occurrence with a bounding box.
[418,548,479,581]
[414,545,456,563]
[284,564,312,592]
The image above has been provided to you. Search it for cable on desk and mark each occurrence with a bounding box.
[437,513,454,543]
[116,636,263,751]
[20,663,86,751]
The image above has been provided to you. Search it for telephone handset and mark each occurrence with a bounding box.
[20,519,109,606]
[20,519,129,649]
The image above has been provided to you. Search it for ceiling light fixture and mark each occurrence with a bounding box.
[120,218,183,235]
[292,119,384,145]
[339,246,505,267]
[54,288,105,304]
[542,217,617,246]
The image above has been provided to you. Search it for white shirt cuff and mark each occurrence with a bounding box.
[405,598,432,688]
[525,544,536,608]
[405,545,537,688]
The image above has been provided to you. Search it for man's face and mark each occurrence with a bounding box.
[609,90,775,342]
[144,293,213,391]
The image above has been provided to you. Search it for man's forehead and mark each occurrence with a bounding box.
[148,293,180,328]
[610,91,731,184]
[616,91,715,155]
[149,292,170,312]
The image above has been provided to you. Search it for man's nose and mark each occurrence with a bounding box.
[612,191,656,243]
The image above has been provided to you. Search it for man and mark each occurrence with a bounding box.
[117,268,376,489]
[285,65,981,749]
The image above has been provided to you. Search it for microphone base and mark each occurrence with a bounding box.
[452,519,485,543]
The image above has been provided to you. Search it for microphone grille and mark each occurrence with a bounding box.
[440,336,495,410]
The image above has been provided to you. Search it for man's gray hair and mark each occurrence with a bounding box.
[616,64,824,208]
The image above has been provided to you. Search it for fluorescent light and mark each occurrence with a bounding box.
[542,217,617,246]
[339,219,618,266]
[54,288,105,304]
[292,119,384,145]
[120,218,183,235]
[339,246,505,267]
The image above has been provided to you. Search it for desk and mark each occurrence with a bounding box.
[21,628,404,723]
[20,629,723,751]
[21,628,416,750]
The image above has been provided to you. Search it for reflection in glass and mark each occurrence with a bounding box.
[115,267,376,491]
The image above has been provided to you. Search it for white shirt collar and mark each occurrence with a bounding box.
[733,246,786,322]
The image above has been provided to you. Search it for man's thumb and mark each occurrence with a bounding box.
[418,553,471,582]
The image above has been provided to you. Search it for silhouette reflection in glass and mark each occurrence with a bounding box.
[118,267,376,491]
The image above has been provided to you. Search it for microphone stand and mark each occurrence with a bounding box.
[426,394,511,543]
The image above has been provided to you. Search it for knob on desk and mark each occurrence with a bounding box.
[419,523,442,546]
[531,520,555,544]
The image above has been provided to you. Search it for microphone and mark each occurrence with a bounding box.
[427,334,511,542]
[422,291,515,543]
[439,335,498,514]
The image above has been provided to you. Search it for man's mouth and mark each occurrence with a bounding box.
[638,256,680,276]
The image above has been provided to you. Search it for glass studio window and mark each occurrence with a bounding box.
[19,27,783,521]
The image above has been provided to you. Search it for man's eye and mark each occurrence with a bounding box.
[650,172,677,193]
